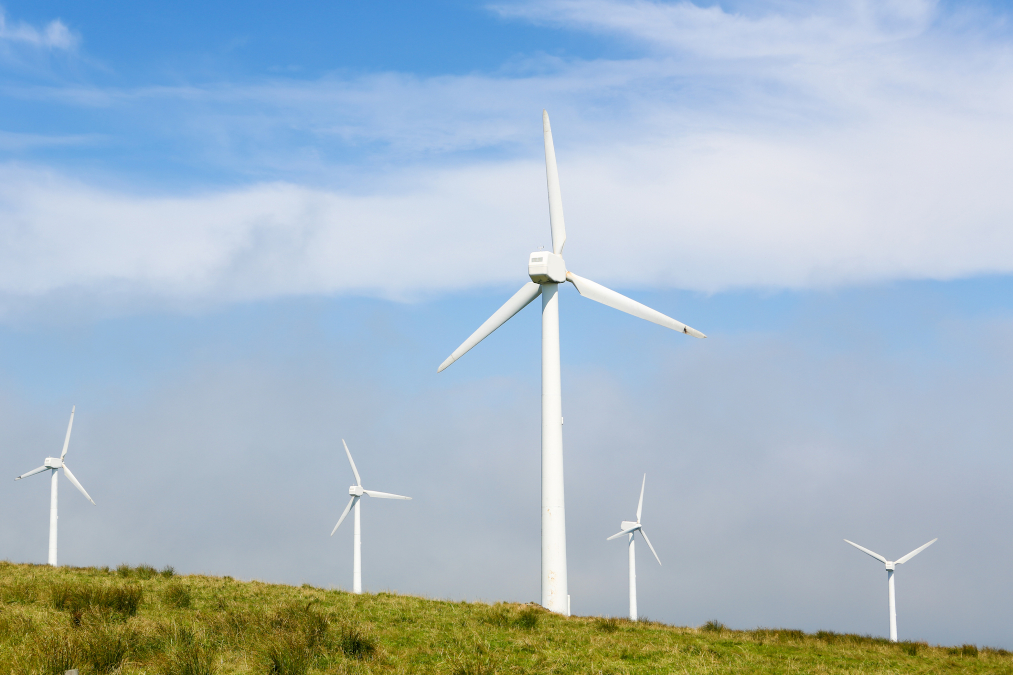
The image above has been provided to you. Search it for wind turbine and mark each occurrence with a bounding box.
[844,537,937,642]
[330,439,411,594]
[437,110,705,614]
[607,474,661,621]
[14,406,96,566]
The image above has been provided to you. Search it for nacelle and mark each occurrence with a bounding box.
[621,520,639,531]
[885,562,896,571]
[349,486,364,496]
[529,252,566,284]
[44,458,61,469]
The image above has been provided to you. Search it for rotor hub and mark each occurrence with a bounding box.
[529,252,566,284]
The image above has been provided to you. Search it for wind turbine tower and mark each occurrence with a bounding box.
[14,406,96,566]
[607,474,662,620]
[438,110,705,614]
[844,537,937,642]
[330,440,411,593]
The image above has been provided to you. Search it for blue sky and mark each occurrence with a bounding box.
[2,0,1013,649]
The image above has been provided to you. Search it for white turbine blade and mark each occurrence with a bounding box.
[896,538,938,565]
[60,405,76,461]
[437,282,542,372]
[844,539,888,564]
[342,439,362,487]
[15,465,48,481]
[363,490,411,500]
[606,525,640,541]
[61,464,95,505]
[636,474,646,523]
[567,272,706,338]
[543,110,566,255]
[330,495,358,536]
[639,528,662,566]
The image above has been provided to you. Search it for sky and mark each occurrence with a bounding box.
[1,0,1012,650]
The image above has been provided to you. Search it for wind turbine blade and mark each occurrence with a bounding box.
[363,490,411,500]
[437,282,542,372]
[330,495,358,536]
[543,110,566,255]
[844,539,888,564]
[15,465,48,481]
[567,272,706,338]
[639,528,662,566]
[896,538,938,565]
[60,405,75,461]
[342,439,362,487]
[636,474,646,523]
[606,525,641,541]
[61,464,95,505]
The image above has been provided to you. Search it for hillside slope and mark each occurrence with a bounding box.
[0,561,1007,674]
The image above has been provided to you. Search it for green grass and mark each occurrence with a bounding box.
[0,561,1007,674]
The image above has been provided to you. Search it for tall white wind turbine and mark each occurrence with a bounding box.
[438,110,705,614]
[14,406,96,566]
[844,537,937,642]
[330,440,411,594]
[607,474,661,621]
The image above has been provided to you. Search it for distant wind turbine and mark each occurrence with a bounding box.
[607,475,661,620]
[438,110,705,614]
[844,537,937,642]
[330,440,411,594]
[14,406,96,566]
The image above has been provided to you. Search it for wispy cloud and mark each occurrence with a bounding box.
[492,0,940,58]
[0,8,78,50]
[0,130,100,150]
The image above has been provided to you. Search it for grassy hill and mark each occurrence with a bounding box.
[0,561,1007,674]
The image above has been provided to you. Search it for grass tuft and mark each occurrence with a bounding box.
[271,601,329,648]
[160,623,218,675]
[700,620,725,633]
[161,565,176,579]
[50,581,143,618]
[0,608,34,640]
[136,564,158,580]
[0,579,39,604]
[515,606,541,630]
[596,616,621,633]
[43,622,136,674]
[103,584,144,616]
[452,660,497,675]
[263,633,312,674]
[163,581,192,609]
[40,633,78,675]
[338,625,377,659]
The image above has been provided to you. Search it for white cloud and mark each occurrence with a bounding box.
[0,163,548,303]
[2,0,1013,305]
[3,105,1013,305]
[492,0,939,58]
[0,130,100,150]
[0,9,78,50]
